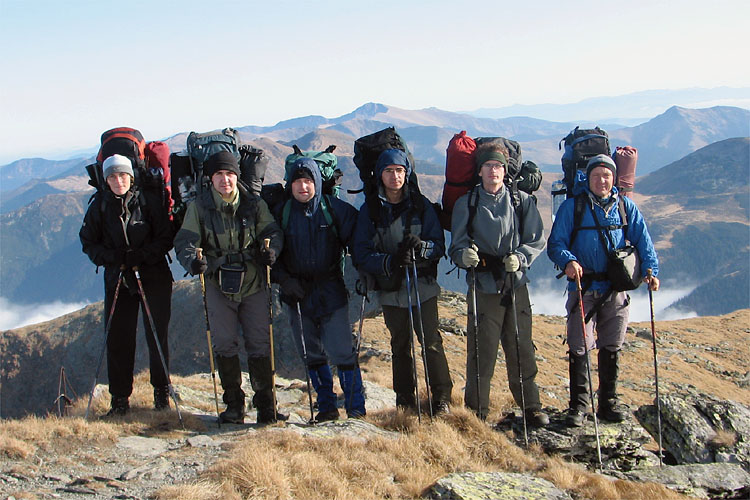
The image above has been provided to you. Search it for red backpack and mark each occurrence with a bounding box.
[613,146,637,198]
[86,127,173,220]
[439,131,477,231]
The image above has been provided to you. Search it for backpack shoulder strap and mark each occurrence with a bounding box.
[570,194,588,247]
[281,199,292,232]
[319,195,339,240]
[466,186,480,241]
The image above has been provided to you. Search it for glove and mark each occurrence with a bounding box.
[125,249,146,269]
[358,269,376,292]
[107,249,127,267]
[190,256,208,275]
[280,276,306,301]
[457,245,479,268]
[259,246,277,266]
[504,253,521,273]
[395,245,414,266]
[401,233,422,250]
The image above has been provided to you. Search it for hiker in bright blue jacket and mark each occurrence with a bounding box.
[352,148,453,415]
[548,154,660,427]
[272,157,365,420]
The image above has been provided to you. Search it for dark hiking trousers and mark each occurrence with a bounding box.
[464,283,541,419]
[382,296,453,406]
[105,273,172,398]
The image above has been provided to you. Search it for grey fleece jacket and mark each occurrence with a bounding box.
[448,185,546,294]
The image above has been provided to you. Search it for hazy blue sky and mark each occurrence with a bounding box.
[1,0,748,162]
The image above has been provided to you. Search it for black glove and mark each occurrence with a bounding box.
[259,246,277,266]
[280,276,306,301]
[401,233,422,250]
[107,249,127,267]
[125,249,146,269]
[190,256,208,275]
[395,244,414,267]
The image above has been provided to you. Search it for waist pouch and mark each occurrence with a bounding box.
[218,263,245,294]
[608,245,641,291]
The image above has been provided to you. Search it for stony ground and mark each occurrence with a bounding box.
[1,293,748,500]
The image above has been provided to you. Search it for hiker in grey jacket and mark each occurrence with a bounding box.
[449,143,548,426]
[174,151,282,424]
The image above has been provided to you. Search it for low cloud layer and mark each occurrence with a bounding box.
[528,279,698,322]
[0,297,89,331]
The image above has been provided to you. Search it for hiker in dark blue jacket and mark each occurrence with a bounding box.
[352,149,453,415]
[548,154,659,427]
[272,157,365,420]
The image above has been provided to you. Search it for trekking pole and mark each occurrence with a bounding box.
[296,301,317,424]
[85,270,123,420]
[349,281,368,416]
[403,260,423,423]
[263,238,279,420]
[196,248,221,428]
[509,271,528,447]
[647,268,664,467]
[469,267,481,417]
[133,267,184,429]
[410,252,433,419]
[575,274,603,470]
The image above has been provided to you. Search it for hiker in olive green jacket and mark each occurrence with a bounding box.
[174,151,282,424]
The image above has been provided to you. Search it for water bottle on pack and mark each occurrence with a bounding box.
[551,180,566,223]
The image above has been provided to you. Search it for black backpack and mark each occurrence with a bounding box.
[468,137,540,239]
[170,128,268,228]
[351,127,425,224]
[560,126,610,198]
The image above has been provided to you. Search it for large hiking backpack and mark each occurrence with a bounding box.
[440,131,477,230]
[284,145,343,197]
[441,133,542,232]
[86,127,172,220]
[559,126,611,198]
[170,128,268,228]
[351,127,424,223]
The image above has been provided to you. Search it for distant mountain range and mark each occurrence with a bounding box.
[0,102,748,317]
[469,86,750,123]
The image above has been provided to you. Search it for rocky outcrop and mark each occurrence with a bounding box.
[495,408,660,471]
[625,463,750,499]
[424,472,572,500]
[635,392,750,471]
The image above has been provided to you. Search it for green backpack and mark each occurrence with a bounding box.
[284,145,343,197]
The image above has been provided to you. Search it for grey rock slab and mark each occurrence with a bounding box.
[635,392,750,470]
[424,471,573,500]
[118,458,171,481]
[116,436,168,457]
[186,435,222,448]
[626,462,750,499]
[278,419,400,442]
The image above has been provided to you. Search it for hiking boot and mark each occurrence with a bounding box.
[153,386,169,410]
[309,363,338,416]
[216,355,246,424]
[396,393,416,412]
[566,408,586,427]
[219,402,246,424]
[105,396,129,417]
[433,401,451,416]
[524,409,549,427]
[597,349,627,422]
[256,407,278,425]
[567,352,589,428]
[315,408,340,422]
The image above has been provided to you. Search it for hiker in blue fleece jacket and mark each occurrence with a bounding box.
[352,148,453,415]
[272,157,365,420]
[548,154,659,426]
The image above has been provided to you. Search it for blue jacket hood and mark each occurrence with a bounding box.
[289,157,322,213]
[375,149,411,186]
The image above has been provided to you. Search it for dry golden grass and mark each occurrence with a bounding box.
[709,429,738,448]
